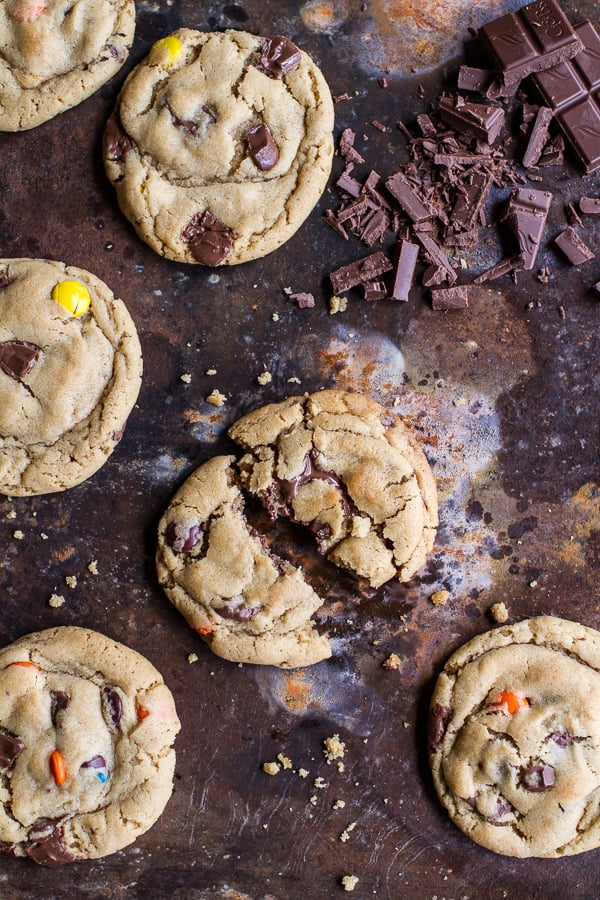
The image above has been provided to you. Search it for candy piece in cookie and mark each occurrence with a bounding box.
[429,616,600,857]
[0,258,143,495]
[228,390,438,588]
[156,455,331,668]
[0,626,180,865]
[0,0,135,131]
[103,28,334,265]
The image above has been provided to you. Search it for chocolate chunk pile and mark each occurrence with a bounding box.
[325,0,599,310]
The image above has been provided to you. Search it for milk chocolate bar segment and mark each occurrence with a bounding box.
[504,187,552,270]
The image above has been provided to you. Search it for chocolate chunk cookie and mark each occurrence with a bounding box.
[0,0,135,131]
[429,616,600,857]
[0,626,180,865]
[156,455,331,668]
[103,29,334,264]
[229,390,438,588]
[0,258,142,495]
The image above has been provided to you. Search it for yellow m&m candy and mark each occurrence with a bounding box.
[151,35,182,66]
[52,280,91,317]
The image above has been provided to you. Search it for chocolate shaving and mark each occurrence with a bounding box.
[362,280,388,300]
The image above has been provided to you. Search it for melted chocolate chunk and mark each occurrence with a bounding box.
[520,763,555,791]
[181,211,235,265]
[489,799,513,820]
[50,691,70,726]
[81,755,106,769]
[260,35,302,78]
[25,827,75,867]
[103,687,123,727]
[246,123,279,171]
[165,521,202,553]
[550,731,582,746]
[279,449,349,514]
[0,340,40,379]
[104,111,132,164]
[0,732,25,768]
[218,599,261,622]
[428,703,452,751]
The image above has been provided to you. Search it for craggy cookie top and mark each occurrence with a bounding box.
[429,616,600,858]
[157,455,331,668]
[104,29,334,264]
[0,626,180,865]
[0,258,142,495]
[0,0,135,131]
[229,390,438,588]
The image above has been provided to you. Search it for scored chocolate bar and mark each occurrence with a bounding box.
[503,187,553,270]
[479,0,584,87]
[531,20,600,173]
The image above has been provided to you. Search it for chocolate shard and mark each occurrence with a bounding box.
[479,0,584,88]
[439,95,505,144]
[503,187,552,270]
[474,255,522,284]
[329,251,393,294]
[104,111,132,164]
[452,171,494,231]
[0,732,25,768]
[181,210,235,265]
[0,340,40,379]
[433,153,494,167]
[385,171,434,222]
[391,240,419,301]
[414,233,457,284]
[246,123,279,171]
[339,127,365,165]
[580,196,600,215]
[289,292,315,308]
[260,35,302,78]
[362,280,388,300]
[422,264,448,287]
[337,171,362,198]
[428,703,452,752]
[430,285,469,310]
[457,66,494,93]
[554,225,595,264]
[520,764,555,792]
[532,20,600,173]
[522,106,554,168]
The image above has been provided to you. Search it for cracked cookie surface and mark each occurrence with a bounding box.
[0,0,135,131]
[429,616,600,857]
[0,626,180,865]
[156,455,331,668]
[229,390,438,589]
[103,28,334,265]
[0,257,142,495]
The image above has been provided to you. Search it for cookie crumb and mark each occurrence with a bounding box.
[350,515,370,538]
[206,368,217,375]
[287,376,302,384]
[49,593,65,608]
[333,799,346,809]
[490,601,509,623]
[180,373,192,384]
[206,389,227,407]
[324,734,346,763]
[40,533,49,540]
[187,652,198,663]
[314,776,328,789]
[283,286,292,295]
[341,875,359,892]
[272,312,280,321]
[88,560,99,575]
[298,768,309,778]
[340,821,357,842]
[262,761,281,776]
[383,653,401,670]
[12,530,24,540]
[65,576,77,589]
[257,371,272,385]
[277,753,292,770]
[329,295,348,314]
[431,589,450,606]
[309,794,318,805]
[6,510,16,520]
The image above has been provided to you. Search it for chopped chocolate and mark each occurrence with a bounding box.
[439,95,505,144]
[417,113,437,137]
[102,687,123,728]
[566,201,584,228]
[246,123,279,171]
[0,340,40,379]
[444,228,479,248]
[522,106,554,168]
[260,35,301,78]
[415,233,457,284]
[339,127,365,165]
[532,20,600,173]
[329,251,393,294]
[457,65,494,93]
[479,0,584,87]
[580,196,600,215]
[593,281,600,295]
[371,120,388,132]
[503,187,552,270]
[391,240,419,301]
[165,521,202,553]
[336,171,362,198]
[0,732,24,768]
[428,703,452,751]
[25,827,75,867]
[520,763,555,792]
[554,225,595,264]
[474,255,522,283]
[181,210,235,265]
[433,152,494,167]
[359,208,389,246]
[289,292,315,308]
[538,133,565,166]
[452,171,494,231]
[430,285,469,310]
[386,171,434,222]
[50,691,70,726]
[362,280,388,300]
[104,111,132,163]
[377,76,388,89]
[422,264,447,287]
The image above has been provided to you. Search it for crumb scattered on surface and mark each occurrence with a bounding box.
[333,799,346,809]
[88,560,98,575]
[49,593,65,608]
[298,768,309,778]
[206,368,217,375]
[206,389,227,407]
[180,373,192,383]
[329,295,348,314]
[314,776,328,789]
[257,371,272,385]
[262,761,281,776]
[277,753,292,770]
[187,652,198,663]
[340,822,357,842]
[65,576,77,589]
[341,875,359,892]
[309,794,318,805]
[490,601,509,623]
[12,530,24,540]
[431,589,450,606]
[272,312,280,321]
[383,653,401,670]
[324,734,346,763]
[287,376,301,384]
[283,286,292,295]
[40,533,49,540]
[6,510,16,520]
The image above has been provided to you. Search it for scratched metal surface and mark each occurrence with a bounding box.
[0,0,599,897]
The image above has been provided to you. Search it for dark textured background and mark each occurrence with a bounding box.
[0,1,598,897]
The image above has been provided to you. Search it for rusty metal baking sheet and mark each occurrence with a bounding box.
[0,0,599,897]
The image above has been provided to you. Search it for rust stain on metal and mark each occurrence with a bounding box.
[284,670,312,711]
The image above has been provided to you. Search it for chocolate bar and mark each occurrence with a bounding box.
[503,187,553,270]
[531,20,600,173]
[479,0,584,87]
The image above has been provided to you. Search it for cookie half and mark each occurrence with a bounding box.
[0,626,180,865]
[229,390,438,588]
[0,0,135,131]
[0,258,143,495]
[429,616,600,857]
[156,455,331,668]
[103,29,334,264]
